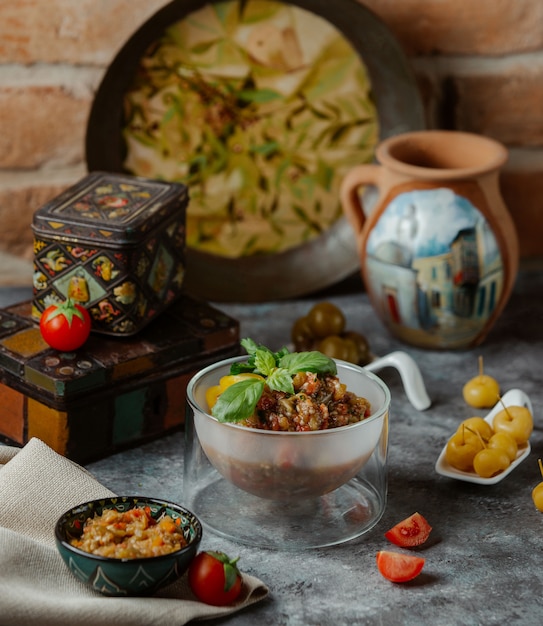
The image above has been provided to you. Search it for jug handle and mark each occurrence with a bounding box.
[340,164,382,236]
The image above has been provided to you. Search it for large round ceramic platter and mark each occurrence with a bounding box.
[86,0,425,302]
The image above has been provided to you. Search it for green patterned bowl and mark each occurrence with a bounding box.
[54,496,202,596]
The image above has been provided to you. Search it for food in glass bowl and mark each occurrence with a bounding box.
[186,339,390,500]
[206,339,371,431]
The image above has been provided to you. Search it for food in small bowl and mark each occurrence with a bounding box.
[186,339,390,501]
[55,496,202,596]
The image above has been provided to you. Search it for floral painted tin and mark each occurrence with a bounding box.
[0,295,239,463]
[32,171,188,335]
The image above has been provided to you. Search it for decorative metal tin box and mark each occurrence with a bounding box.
[0,296,239,463]
[32,171,188,336]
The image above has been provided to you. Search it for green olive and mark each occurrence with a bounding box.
[342,338,360,364]
[307,302,345,339]
[317,335,351,361]
[291,316,315,351]
[341,330,371,365]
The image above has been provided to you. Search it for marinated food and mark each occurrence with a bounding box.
[241,370,371,431]
[208,338,371,430]
[204,450,366,500]
[70,506,188,559]
[197,339,386,500]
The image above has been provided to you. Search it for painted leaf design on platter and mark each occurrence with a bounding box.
[123,0,378,257]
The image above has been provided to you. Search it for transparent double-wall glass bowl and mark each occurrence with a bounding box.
[184,357,390,550]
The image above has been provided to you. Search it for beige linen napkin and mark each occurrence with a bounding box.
[0,438,268,626]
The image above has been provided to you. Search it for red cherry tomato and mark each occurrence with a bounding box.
[384,512,432,548]
[39,298,92,352]
[188,551,242,606]
[376,551,425,583]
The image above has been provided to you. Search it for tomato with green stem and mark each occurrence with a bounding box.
[188,551,242,606]
[384,512,432,548]
[376,551,425,583]
[39,298,92,351]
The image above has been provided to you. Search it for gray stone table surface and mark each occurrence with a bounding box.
[1,268,542,625]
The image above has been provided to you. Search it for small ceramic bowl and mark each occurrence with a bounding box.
[55,496,202,596]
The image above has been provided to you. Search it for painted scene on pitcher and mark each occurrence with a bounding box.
[365,187,504,348]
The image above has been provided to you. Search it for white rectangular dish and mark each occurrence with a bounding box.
[435,388,533,485]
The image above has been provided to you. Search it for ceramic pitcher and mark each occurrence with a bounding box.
[340,130,518,349]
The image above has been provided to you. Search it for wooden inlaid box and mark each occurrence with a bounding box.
[0,295,239,463]
[32,171,188,336]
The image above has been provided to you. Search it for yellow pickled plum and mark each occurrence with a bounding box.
[445,425,484,472]
[462,356,500,409]
[532,484,543,512]
[458,416,493,442]
[487,431,518,462]
[493,404,533,445]
[446,406,526,478]
[473,447,510,478]
[531,459,543,512]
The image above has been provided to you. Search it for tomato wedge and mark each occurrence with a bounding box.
[384,512,432,548]
[376,551,425,583]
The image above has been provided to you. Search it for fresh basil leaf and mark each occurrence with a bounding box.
[211,379,265,422]
[238,338,280,373]
[254,349,276,376]
[229,361,253,375]
[266,367,294,394]
[274,345,291,360]
[238,338,259,370]
[240,337,271,355]
[279,351,337,375]
[240,337,259,356]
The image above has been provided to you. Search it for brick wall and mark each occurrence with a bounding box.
[0,0,541,285]
[362,0,543,263]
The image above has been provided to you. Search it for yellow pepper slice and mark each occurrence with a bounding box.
[206,373,265,411]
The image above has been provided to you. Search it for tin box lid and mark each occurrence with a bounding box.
[32,171,188,246]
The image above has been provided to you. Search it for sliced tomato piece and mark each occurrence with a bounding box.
[384,512,432,548]
[376,551,425,583]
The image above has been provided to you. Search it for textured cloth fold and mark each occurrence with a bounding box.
[0,438,268,626]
